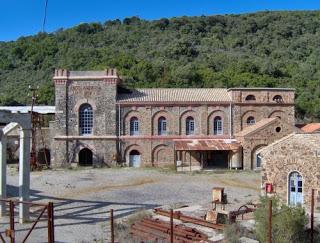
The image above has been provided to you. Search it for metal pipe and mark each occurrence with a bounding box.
[110,209,114,243]
[268,199,272,243]
[170,209,173,243]
[311,189,314,243]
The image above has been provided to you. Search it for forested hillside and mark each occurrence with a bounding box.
[0,11,320,121]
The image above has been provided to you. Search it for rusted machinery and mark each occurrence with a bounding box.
[229,203,258,223]
[154,208,225,230]
[130,217,210,242]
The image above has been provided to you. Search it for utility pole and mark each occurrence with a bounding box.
[29,85,39,170]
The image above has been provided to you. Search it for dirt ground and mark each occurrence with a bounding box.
[2,166,261,242]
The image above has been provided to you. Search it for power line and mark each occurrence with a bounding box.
[42,0,49,32]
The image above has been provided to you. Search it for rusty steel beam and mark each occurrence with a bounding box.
[154,208,225,230]
[23,206,47,243]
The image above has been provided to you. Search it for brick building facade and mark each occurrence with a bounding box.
[49,68,296,170]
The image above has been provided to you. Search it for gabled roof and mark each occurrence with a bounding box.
[235,118,277,137]
[117,88,231,103]
[301,123,320,133]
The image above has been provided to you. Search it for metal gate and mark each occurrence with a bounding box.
[0,200,54,243]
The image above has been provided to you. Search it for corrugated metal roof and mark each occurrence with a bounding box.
[117,88,231,103]
[175,139,240,151]
[0,106,55,114]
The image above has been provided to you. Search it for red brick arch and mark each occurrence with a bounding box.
[152,144,173,167]
[151,110,172,135]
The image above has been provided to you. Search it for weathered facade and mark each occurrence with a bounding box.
[260,133,320,210]
[49,68,296,170]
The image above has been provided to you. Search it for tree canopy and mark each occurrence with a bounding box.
[1,11,320,121]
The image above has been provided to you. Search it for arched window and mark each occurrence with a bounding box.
[245,95,256,101]
[247,116,255,125]
[289,172,303,206]
[130,117,139,135]
[158,117,167,135]
[273,95,283,103]
[79,104,93,135]
[213,116,223,135]
[186,116,195,135]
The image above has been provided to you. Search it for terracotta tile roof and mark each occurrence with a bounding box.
[117,88,231,103]
[235,118,277,137]
[301,123,320,133]
[174,139,240,151]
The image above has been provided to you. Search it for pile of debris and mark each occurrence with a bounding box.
[130,217,210,242]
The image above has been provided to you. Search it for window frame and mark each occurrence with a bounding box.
[130,117,139,136]
[79,104,93,136]
[213,116,223,135]
[247,116,256,125]
[186,116,195,135]
[158,116,167,135]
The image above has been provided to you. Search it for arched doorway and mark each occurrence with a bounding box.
[37,148,51,165]
[129,150,141,167]
[79,148,93,166]
[288,171,303,206]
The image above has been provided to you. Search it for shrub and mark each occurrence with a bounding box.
[254,196,308,243]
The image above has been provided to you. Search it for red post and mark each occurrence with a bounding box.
[170,209,173,243]
[110,209,114,243]
[268,199,272,243]
[311,189,315,243]
[9,200,15,243]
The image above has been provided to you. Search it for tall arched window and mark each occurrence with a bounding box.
[186,116,195,135]
[247,116,255,125]
[289,171,303,206]
[158,117,167,135]
[213,116,223,135]
[130,117,139,135]
[245,95,256,101]
[79,104,93,135]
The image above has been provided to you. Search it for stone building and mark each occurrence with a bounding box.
[259,133,320,210]
[49,68,296,170]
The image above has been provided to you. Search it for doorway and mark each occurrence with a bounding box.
[79,148,93,166]
[288,171,303,206]
[206,151,229,168]
[129,150,141,167]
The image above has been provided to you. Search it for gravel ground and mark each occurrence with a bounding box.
[3,167,261,242]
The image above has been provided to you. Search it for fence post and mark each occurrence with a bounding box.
[170,209,173,243]
[9,200,15,243]
[110,209,114,243]
[268,199,272,243]
[311,189,314,243]
[48,202,54,243]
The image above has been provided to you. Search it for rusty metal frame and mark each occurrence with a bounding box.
[0,199,54,243]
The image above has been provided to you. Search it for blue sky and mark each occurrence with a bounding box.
[1,0,320,41]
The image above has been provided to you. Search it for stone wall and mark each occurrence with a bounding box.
[237,118,295,170]
[51,69,119,167]
[260,133,320,211]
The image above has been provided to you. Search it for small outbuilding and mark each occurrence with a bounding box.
[259,133,320,210]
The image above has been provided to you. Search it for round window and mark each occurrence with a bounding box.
[275,127,281,133]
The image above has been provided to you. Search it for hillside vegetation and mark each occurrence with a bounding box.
[1,11,320,121]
